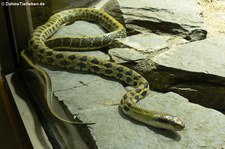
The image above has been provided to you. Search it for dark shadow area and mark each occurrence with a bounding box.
[0,77,33,148]
[0,88,19,149]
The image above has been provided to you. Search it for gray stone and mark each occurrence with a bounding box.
[102,0,207,41]
[100,0,125,25]
[53,20,105,37]
[48,70,125,113]
[152,36,225,77]
[108,33,171,63]
[41,66,225,148]
[109,47,147,63]
[138,36,225,110]
[109,33,187,63]
[114,33,171,53]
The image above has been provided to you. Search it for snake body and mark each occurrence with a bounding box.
[22,8,185,131]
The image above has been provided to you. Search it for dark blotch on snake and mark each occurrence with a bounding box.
[34,33,41,37]
[135,88,142,93]
[104,63,113,68]
[55,54,64,59]
[33,37,40,41]
[47,29,52,34]
[91,66,100,71]
[123,94,128,100]
[105,69,113,74]
[33,45,39,49]
[44,29,49,34]
[35,41,42,45]
[134,75,142,81]
[46,51,53,56]
[29,40,34,45]
[47,58,54,63]
[120,100,123,105]
[78,62,86,68]
[60,60,69,66]
[56,22,61,28]
[123,106,129,112]
[127,102,132,108]
[141,91,147,97]
[135,95,140,101]
[116,67,124,72]
[38,26,45,30]
[144,82,149,88]
[126,70,133,76]
[91,58,99,64]
[49,28,54,34]
[68,55,76,60]
[133,81,138,86]
[34,28,42,35]
[51,26,56,31]
[49,21,55,25]
[126,77,132,83]
[116,73,123,78]
[44,32,49,36]
[129,91,134,96]
[80,56,88,62]
[39,49,44,54]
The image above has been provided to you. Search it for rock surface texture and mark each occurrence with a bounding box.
[44,69,225,149]
[36,0,225,148]
[143,36,225,111]
[102,0,207,41]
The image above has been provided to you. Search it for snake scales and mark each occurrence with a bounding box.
[21,8,185,131]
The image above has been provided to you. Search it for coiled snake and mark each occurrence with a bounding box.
[21,8,185,131]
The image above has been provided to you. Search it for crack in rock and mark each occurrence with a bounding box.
[53,79,98,93]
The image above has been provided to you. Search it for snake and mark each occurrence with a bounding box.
[21,8,185,131]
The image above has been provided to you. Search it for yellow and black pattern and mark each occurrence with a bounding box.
[21,8,185,131]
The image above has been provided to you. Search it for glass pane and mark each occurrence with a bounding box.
[20,0,99,148]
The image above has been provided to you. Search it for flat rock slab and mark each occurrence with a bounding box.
[108,33,170,63]
[109,47,147,63]
[41,66,225,148]
[113,33,171,52]
[102,0,207,41]
[109,33,187,63]
[152,36,225,77]
[141,36,225,110]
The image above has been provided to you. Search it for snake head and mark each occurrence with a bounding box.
[151,114,185,131]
